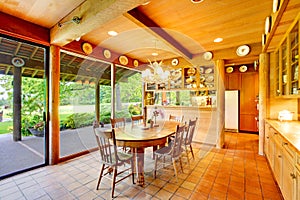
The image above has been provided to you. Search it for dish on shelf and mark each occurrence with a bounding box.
[226,67,233,73]
[171,58,179,66]
[172,70,182,80]
[199,67,204,74]
[206,75,214,82]
[205,68,213,74]
[187,67,196,76]
[82,42,93,54]
[239,65,248,72]
[200,76,205,82]
[203,51,213,61]
[133,60,139,67]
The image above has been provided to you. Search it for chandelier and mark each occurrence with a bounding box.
[142,60,171,84]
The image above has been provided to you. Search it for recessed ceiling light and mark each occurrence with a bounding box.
[214,38,223,43]
[191,0,204,3]
[108,30,118,36]
[152,52,158,56]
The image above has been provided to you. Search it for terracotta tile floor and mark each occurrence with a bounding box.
[0,132,283,199]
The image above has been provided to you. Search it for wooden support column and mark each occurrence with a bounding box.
[111,64,116,118]
[95,83,100,123]
[49,45,60,164]
[259,53,269,155]
[215,59,225,148]
[13,66,22,141]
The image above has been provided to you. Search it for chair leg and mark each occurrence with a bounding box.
[111,167,117,198]
[130,158,135,184]
[179,157,184,173]
[172,158,178,182]
[185,146,190,167]
[96,164,105,190]
[153,154,158,179]
[189,145,195,159]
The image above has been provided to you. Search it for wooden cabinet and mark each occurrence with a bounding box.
[225,67,258,132]
[274,16,300,97]
[264,121,299,200]
[145,65,215,92]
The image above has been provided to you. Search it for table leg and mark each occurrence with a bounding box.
[136,147,145,186]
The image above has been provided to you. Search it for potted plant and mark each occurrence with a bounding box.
[28,121,44,137]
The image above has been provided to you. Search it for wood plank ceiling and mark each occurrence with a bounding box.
[0,0,299,81]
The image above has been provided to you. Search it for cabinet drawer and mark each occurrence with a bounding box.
[282,139,296,161]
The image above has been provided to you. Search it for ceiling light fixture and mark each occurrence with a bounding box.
[142,1,151,5]
[214,38,223,43]
[108,30,118,36]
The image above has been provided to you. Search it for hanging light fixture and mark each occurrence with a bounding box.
[142,60,171,84]
[142,40,172,84]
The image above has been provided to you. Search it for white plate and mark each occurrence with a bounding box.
[203,51,213,61]
[226,67,233,73]
[236,45,250,56]
[205,68,213,74]
[206,75,214,82]
[119,56,128,65]
[199,67,204,74]
[133,60,139,67]
[171,58,179,66]
[172,70,182,80]
[103,49,111,58]
[239,65,247,72]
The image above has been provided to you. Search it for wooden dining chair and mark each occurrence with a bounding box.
[182,118,198,166]
[153,124,185,182]
[93,122,135,198]
[169,114,184,122]
[131,115,144,126]
[110,117,126,128]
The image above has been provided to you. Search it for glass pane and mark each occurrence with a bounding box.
[0,37,46,178]
[59,51,111,157]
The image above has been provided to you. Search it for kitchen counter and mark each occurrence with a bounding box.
[266,119,300,153]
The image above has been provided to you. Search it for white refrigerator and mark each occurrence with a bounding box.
[225,90,239,132]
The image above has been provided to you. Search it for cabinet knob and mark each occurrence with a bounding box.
[290,173,296,179]
[283,142,288,145]
[278,155,282,158]
[266,136,269,139]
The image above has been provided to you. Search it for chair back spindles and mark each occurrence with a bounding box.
[110,117,126,128]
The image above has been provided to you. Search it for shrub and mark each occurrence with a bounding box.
[62,113,95,129]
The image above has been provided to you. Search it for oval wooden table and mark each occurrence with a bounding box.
[113,120,180,186]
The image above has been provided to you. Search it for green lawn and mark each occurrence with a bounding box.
[0,121,13,134]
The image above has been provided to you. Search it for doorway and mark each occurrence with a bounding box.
[0,36,48,179]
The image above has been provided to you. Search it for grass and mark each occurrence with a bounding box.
[0,121,13,134]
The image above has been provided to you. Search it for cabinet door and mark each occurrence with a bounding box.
[280,40,288,95]
[225,73,240,90]
[268,136,275,169]
[274,140,282,186]
[282,149,295,200]
[296,169,300,200]
[289,22,299,95]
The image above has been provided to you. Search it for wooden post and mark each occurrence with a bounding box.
[49,45,60,164]
[95,82,100,123]
[259,53,269,155]
[111,64,116,118]
[13,66,22,141]
[215,59,225,148]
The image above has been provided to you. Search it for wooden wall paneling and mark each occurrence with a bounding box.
[226,73,241,90]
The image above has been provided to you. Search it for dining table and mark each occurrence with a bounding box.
[112,120,181,186]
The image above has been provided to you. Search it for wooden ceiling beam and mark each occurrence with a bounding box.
[126,8,193,59]
[50,0,150,46]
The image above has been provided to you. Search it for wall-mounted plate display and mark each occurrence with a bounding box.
[272,0,280,13]
[203,51,213,61]
[171,58,179,66]
[239,65,248,72]
[133,60,139,67]
[11,57,25,67]
[82,42,93,54]
[265,16,272,34]
[103,49,111,58]
[226,67,233,73]
[119,55,128,65]
[236,45,250,56]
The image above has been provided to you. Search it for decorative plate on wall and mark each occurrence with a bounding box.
[239,65,248,72]
[171,58,179,66]
[119,56,128,65]
[82,42,93,54]
[203,51,213,61]
[103,49,111,58]
[226,67,233,73]
[236,45,250,57]
[273,0,280,13]
[264,16,272,34]
[133,60,139,67]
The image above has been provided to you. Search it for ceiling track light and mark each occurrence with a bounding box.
[58,16,82,27]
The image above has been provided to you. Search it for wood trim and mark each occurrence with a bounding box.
[126,8,193,59]
[0,12,49,46]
